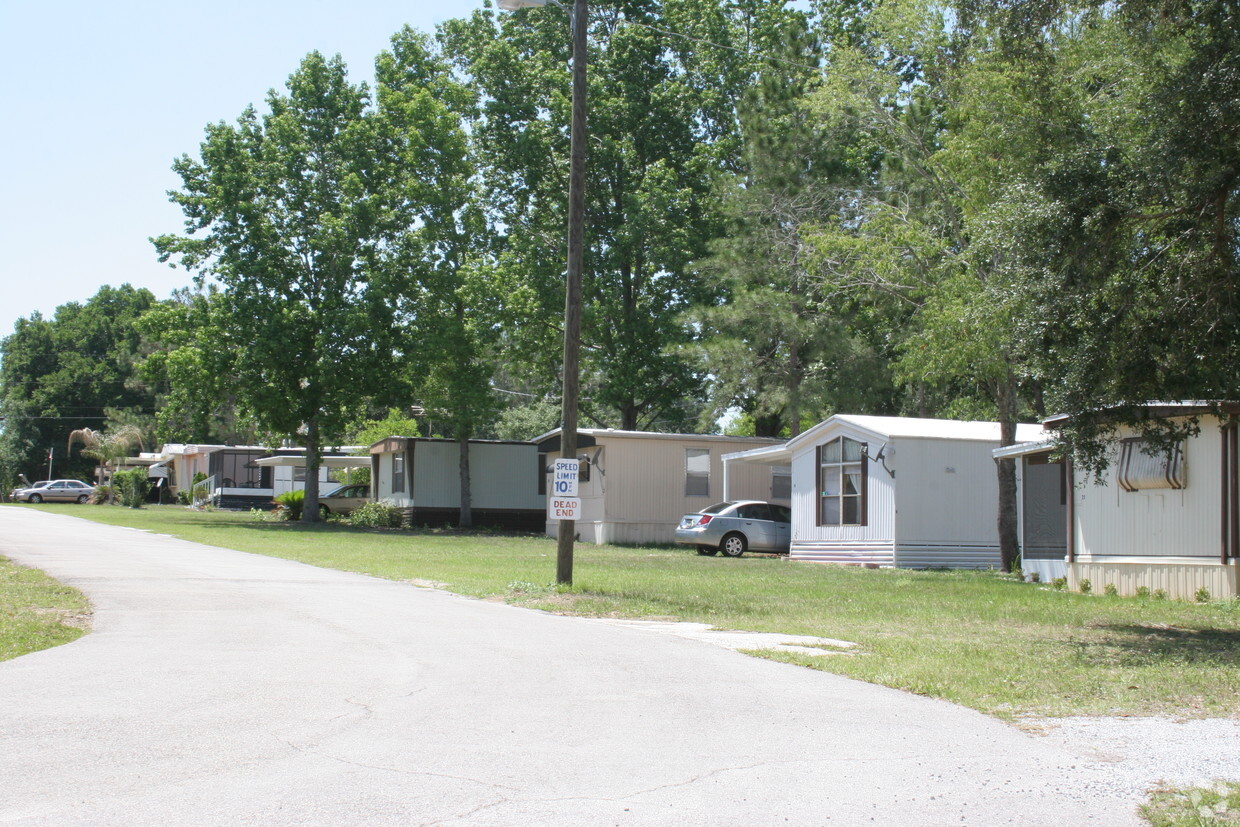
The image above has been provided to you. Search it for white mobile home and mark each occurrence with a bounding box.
[726,415,1043,568]
[1041,403,1239,599]
[535,429,788,545]
[369,437,545,530]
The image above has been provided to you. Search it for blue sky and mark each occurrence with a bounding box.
[0,0,485,337]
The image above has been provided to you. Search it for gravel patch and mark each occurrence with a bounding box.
[1033,716,1240,796]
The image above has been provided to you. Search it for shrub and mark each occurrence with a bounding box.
[176,490,191,506]
[113,469,150,508]
[1153,588,1168,600]
[91,484,114,505]
[1051,577,1067,591]
[1028,571,1040,583]
[347,501,403,529]
[1079,578,1092,594]
[1195,587,1211,603]
[1104,583,1118,596]
[273,489,305,522]
[1136,586,1151,599]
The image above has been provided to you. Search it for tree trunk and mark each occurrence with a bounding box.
[458,434,473,529]
[994,375,1020,573]
[302,418,322,524]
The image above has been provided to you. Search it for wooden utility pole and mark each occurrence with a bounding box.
[558,0,587,586]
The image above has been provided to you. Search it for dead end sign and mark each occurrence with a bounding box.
[549,496,581,520]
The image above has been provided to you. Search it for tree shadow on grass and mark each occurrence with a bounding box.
[1073,623,1240,667]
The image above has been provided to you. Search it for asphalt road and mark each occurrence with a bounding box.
[0,507,1143,825]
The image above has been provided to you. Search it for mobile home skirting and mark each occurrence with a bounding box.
[791,541,1003,569]
[1068,557,1238,600]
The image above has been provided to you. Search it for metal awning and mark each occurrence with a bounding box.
[252,455,371,469]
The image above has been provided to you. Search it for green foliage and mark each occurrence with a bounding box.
[1079,578,1092,595]
[0,285,158,483]
[1104,583,1118,597]
[91,485,114,505]
[1155,589,1169,601]
[439,1,814,431]
[273,489,305,522]
[112,468,150,509]
[348,409,422,447]
[1136,586,1151,599]
[492,399,561,442]
[153,45,471,521]
[346,501,404,529]
[1196,588,1212,604]
[1051,578,1067,591]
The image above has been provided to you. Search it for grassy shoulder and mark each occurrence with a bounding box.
[12,503,1240,721]
[1140,781,1240,826]
[0,554,91,662]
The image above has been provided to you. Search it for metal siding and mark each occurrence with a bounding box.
[1074,421,1221,561]
[893,437,1001,548]
[789,427,897,563]
[594,435,783,545]
[466,443,545,510]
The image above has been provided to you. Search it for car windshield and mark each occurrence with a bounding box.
[701,502,734,514]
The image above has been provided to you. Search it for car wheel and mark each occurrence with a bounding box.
[318,504,330,519]
[28,493,42,504]
[76,494,89,504]
[720,533,747,557]
[696,546,719,556]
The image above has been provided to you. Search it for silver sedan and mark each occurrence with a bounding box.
[13,479,97,503]
[674,500,791,557]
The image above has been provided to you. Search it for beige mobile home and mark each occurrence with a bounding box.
[535,429,788,545]
[726,415,1044,568]
[1041,403,1239,599]
[992,440,1069,583]
[369,437,545,530]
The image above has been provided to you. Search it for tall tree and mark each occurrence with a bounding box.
[439,0,811,432]
[154,51,451,522]
[0,285,157,486]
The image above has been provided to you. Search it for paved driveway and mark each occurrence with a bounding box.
[0,508,1141,825]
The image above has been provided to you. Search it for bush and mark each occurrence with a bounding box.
[347,501,403,529]
[1051,577,1067,591]
[1079,578,1092,594]
[1153,588,1168,600]
[273,489,305,522]
[176,490,191,506]
[1136,586,1151,599]
[91,484,114,505]
[1028,571,1041,583]
[112,469,150,508]
[1104,583,1118,596]
[1195,587,1211,603]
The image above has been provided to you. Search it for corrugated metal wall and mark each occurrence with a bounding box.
[893,438,1002,547]
[1074,421,1221,560]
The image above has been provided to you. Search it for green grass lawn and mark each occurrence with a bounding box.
[0,554,90,662]
[8,502,1240,721]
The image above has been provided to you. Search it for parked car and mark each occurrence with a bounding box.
[317,483,370,517]
[674,500,792,557]
[13,479,97,504]
[9,480,49,499]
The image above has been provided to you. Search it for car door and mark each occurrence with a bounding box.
[736,503,774,550]
[44,481,70,502]
[770,504,792,552]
